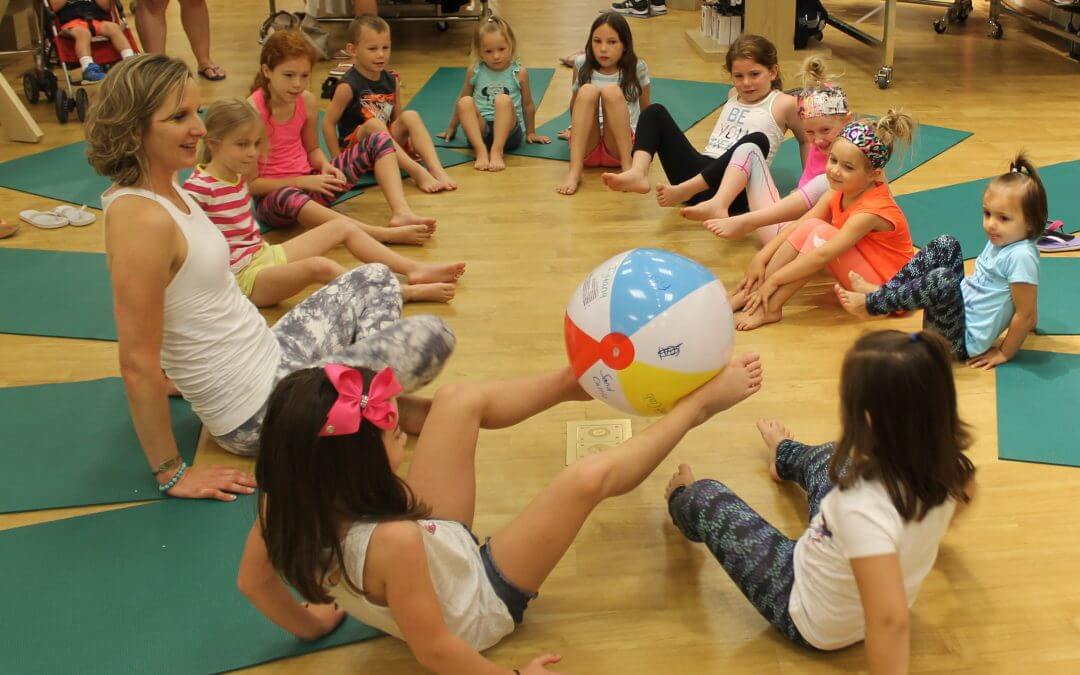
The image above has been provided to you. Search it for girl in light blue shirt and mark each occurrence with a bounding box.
[836,153,1045,369]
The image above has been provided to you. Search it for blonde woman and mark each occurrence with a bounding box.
[86,55,455,499]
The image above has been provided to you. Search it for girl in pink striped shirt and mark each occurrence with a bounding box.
[183,100,464,306]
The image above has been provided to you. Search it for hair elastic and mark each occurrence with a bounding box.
[1010,162,1030,176]
[909,332,920,343]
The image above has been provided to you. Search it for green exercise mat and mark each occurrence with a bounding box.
[0,496,383,673]
[996,350,1080,468]
[411,66,555,148]
[1036,258,1080,336]
[0,378,201,513]
[898,160,1080,255]
[0,248,116,341]
[506,78,731,162]
[772,122,973,195]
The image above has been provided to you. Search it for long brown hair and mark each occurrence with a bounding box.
[251,29,317,98]
[577,12,642,103]
[987,151,1048,241]
[725,34,782,90]
[831,330,975,522]
[256,367,429,604]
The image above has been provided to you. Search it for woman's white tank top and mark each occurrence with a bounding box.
[102,184,281,436]
[703,89,787,163]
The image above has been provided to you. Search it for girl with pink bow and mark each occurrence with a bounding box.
[238,353,764,674]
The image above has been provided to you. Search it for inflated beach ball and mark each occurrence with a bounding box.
[564,248,734,416]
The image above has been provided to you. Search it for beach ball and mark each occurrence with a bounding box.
[564,248,735,416]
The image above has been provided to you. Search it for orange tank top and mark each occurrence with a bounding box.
[829,183,914,280]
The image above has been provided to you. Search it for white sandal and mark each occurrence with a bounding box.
[53,205,95,227]
[19,210,68,230]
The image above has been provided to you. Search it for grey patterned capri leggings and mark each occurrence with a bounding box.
[214,263,455,456]
[667,438,838,650]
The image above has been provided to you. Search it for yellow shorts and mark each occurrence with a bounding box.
[235,243,287,296]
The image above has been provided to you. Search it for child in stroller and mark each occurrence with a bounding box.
[48,0,136,82]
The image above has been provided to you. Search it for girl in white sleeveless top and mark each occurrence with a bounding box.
[602,35,807,218]
[238,356,764,674]
[85,55,454,500]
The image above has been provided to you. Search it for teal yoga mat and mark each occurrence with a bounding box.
[505,78,731,161]
[898,160,1080,255]
[772,122,973,195]
[0,378,201,513]
[413,66,556,148]
[996,350,1080,468]
[0,496,383,673]
[1036,258,1080,336]
[0,248,115,341]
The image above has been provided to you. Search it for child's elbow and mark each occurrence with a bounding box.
[872,609,910,636]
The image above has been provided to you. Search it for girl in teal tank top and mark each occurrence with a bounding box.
[439,16,550,172]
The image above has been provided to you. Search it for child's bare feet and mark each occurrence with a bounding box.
[681,201,726,222]
[378,224,432,246]
[414,168,444,194]
[389,212,437,231]
[729,287,749,311]
[408,262,466,284]
[735,305,781,331]
[755,419,793,483]
[487,152,506,172]
[686,352,764,421]
[835,284,870,318]
[473,149,490,171]
[556,167,582,195]
[848,271,881,293]
[665,463,697,501]
[403,282,456,304]
[431,168,458,191]
[703,216,750,239]
[602,168,650,194]
[655,181,698,207]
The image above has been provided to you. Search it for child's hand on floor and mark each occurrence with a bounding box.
[520,653,564,674]
[967,347,1009,370]
[557,128,570,140]
[299,601,347,641]
[527,132,551,144]
[437,127,457,141]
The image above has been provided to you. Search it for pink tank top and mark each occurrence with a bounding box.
[251,89,312,178]
[798,144,828,188]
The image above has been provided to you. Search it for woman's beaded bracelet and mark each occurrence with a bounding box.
[158,461,188,493]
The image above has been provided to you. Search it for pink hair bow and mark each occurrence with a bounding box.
[319,365,403,437]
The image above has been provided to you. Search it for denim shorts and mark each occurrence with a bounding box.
[481,120,524,151]
[479,537,536,623]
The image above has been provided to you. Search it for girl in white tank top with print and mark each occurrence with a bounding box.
[703,89,787,162]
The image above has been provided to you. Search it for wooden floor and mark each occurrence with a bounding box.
[3,0,1080,672]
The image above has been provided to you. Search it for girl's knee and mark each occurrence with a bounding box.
[456,96,477,112]
[67,25,91,38]
[493,93,513,109]
[598,84,624,103]
[404,315,456,358]
[304,256,345,282]
[563,454,614,503]
[577,83,601,100]
[398,109,421,125]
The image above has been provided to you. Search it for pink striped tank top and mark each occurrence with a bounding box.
[251,89,312,178]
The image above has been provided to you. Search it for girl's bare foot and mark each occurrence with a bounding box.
[389,212,437,230]
[735,305,781,331]
[408,262,466,284]
[556,167,582,195]
[835,284,871,318]
[403,282,456,304]
[654,182,692,207]
[414,168,444,194]
[703,216,750,239]
[487,153,506,172]
[681,201,726,222]
[848,271,881,293]
[473,149,490,171]
[602,168,650,194]
[431,168,458,191]
[687,352,764,421]
[756,419,793,483]
[665,463,697,501]
[729,287,749,311]
[377,224,432,246]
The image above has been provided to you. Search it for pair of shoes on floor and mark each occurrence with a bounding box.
[81,63,107,83]
[19,205,96,230]
[1038,219,1080,252]
[610,0,667,18]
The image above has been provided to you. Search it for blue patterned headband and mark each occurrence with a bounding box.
[839,120,890,169]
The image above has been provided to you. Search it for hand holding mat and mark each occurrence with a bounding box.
[0,497,382,673]
[0,378,201,513]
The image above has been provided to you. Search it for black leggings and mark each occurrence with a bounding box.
[633,103,771,209]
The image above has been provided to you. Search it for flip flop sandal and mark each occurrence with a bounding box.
[198,65,226,81]
[0,219,18,239]
[1037,230,1080,253]
[19,209,68,230]
[1045,219,1065,233]
[53,205,95,227]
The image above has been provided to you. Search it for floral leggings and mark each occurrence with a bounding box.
[864,235,969,358]
[214,263,455,456]
[254,130,396,229]
[667,438,838,650]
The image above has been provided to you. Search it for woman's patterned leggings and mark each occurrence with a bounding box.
[667,438,837,649]
[214,263,456,455]
[254,130,396,229]
[864,235,969,358]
